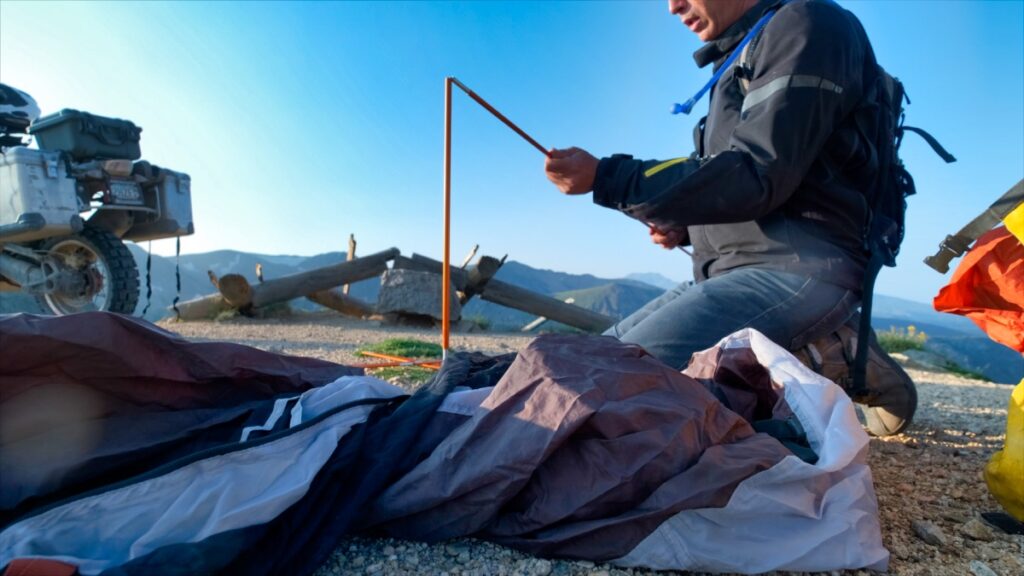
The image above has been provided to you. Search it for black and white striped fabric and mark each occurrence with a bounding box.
[0,313,887,575]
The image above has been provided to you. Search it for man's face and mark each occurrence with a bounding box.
[668,0,758,42]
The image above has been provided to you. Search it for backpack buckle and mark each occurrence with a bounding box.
[923,234,971,273]
[938,234,971,257]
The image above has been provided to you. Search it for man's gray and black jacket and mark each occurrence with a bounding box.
[594,0,879,293]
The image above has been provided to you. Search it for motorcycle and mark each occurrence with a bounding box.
[0,83,193,315]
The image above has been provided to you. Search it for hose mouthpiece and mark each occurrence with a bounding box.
[672,99,696,115]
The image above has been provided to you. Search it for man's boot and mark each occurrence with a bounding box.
[794,315,918,436]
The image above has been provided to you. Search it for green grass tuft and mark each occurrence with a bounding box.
[465,315,491,331]
[357,338,442,385]
[940,360,989,381]
[360,338,442,358]
[877,325,927,354]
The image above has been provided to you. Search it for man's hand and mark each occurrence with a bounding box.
[545,147,598,195]
[649,225,685,250]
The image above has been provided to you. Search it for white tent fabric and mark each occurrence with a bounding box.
[614,328,889,573]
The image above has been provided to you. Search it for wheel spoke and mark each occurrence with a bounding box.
[36,227,138,316]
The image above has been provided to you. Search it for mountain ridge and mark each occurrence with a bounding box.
[1,247,1019,383]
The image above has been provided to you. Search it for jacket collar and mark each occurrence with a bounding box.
[692,0,778,68]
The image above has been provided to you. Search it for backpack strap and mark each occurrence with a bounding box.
[925,178,1024,273]
[850,243,887,398]
[736,24,766,95]
[901,126,957,163]
[736,1,787,94]
[693,115,708,158]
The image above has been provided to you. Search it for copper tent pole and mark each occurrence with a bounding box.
[357,361,442,370]
[438,77,688,359]
[449,77,552,158]
[357,350,442,370]
[443,77,454,356]
[442,77,556,357]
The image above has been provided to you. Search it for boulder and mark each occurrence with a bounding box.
[377,269,461,322]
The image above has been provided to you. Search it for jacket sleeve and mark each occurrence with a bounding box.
[592,0,866,232]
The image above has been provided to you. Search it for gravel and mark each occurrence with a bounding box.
[163,312,1024,576]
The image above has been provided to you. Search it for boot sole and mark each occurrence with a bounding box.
[861,349,918,437]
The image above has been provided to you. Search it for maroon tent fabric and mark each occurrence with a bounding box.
[1,315,887,574]
[0,312,361,521]
[369,334,793,560]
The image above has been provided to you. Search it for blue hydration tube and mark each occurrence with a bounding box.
[672,7,781,115]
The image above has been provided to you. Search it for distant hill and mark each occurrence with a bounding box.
[458,264,665,331]
[461,299,536,330]
[625,273,678,291]
[554,282,665,319]
[490,261,626,295]
[873,315,1023,385]
[872,294,981,335]
[125,245,379,318]
[871,296,1023,384]
[925,335,1024,385]
[1,248,1019,383]
[293,252,348,272]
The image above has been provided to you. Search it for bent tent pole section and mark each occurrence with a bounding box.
[442,76,553,356]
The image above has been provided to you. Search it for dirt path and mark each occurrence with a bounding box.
[163,313,1023,576]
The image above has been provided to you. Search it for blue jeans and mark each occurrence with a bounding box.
[604,268,860,370]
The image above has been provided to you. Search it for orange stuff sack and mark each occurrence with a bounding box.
[933,225,1024,353]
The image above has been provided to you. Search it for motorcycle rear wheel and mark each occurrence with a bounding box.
[35,226,139,315]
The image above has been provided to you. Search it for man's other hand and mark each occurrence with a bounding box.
[545,147,598,195]
[649,225,685,249]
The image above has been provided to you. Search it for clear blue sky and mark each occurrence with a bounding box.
[2,1,1021,304]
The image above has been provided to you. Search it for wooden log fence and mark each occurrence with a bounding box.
[307,288,375,318]
[522,297,574,332]
[174,247,398,320]
[393,253,614,333]
[343,233,356,295]
[175,246,614,333]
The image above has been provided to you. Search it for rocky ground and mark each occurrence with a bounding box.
[163,312,1023,576]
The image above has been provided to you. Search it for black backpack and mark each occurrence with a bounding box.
[866,68,957,268]
[849,64,955,394]
[738,14,956,395]
[736,35,956,269]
